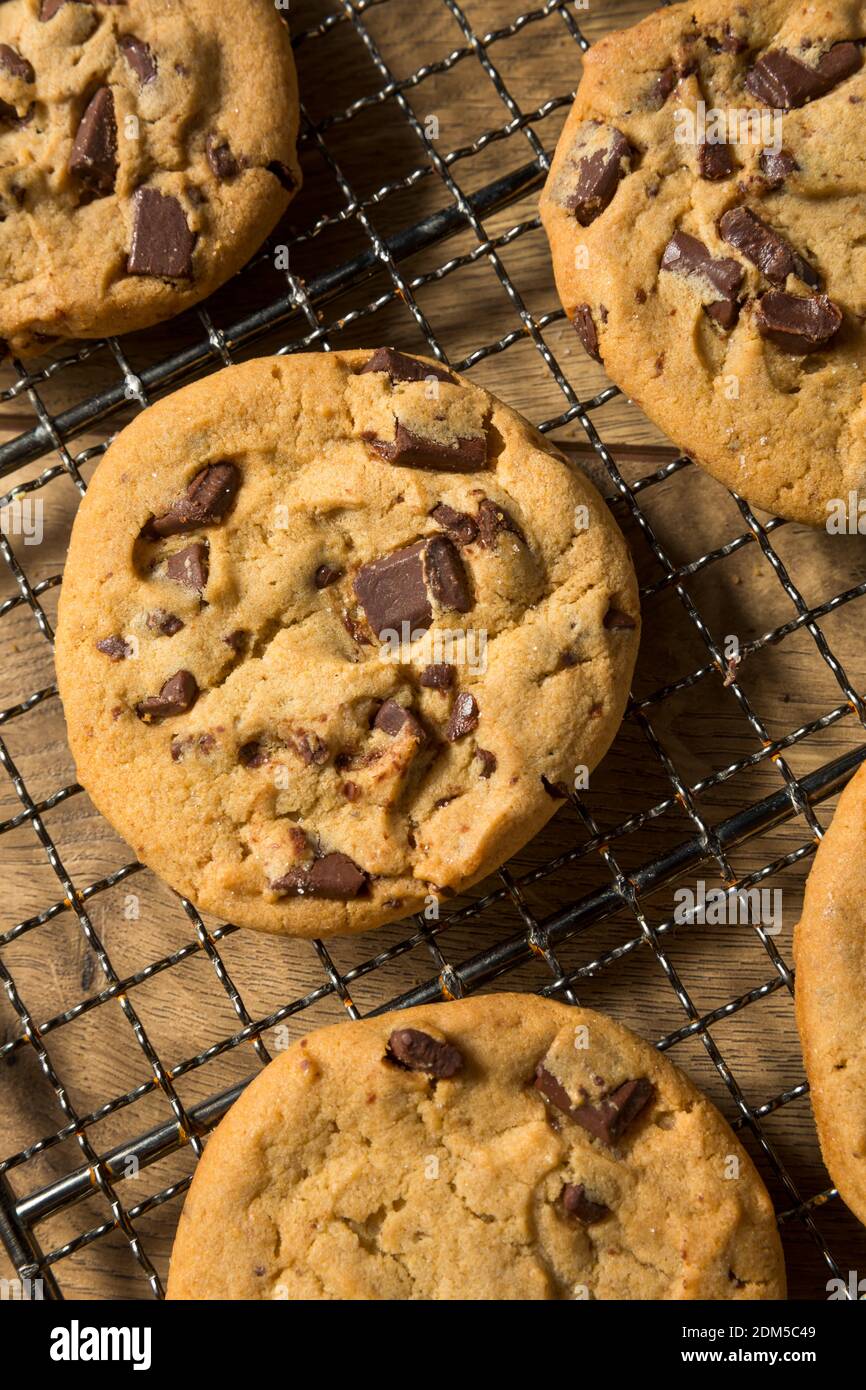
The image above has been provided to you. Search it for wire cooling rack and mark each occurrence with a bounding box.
[1,0,865,1301]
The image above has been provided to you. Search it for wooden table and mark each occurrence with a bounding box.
[1,0,864,1301]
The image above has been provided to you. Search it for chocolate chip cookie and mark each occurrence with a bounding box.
[795,762,866,1227]
[165,994,786,1299]
[55,350,640,938]
[0,0,300,355]
[540,0,866,525]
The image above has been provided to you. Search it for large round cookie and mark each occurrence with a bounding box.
[166,994,786,1300]
[55,349,640,938]
[0,0,300,355]
[540,0,866,526]
[795,762,866,1227]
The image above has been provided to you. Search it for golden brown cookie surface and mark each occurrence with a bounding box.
[540,0,866,525]
[0,0,300,353]
[55,350,639,938]
[166,994,786,1300]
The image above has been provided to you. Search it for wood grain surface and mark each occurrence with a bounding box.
[1,0,865,1301]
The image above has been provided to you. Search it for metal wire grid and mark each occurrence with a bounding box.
[0,0,863,1300]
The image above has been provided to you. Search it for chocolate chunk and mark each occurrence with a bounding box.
[660,230,743,326]
[431,502,479,546]
[698,140,733,181]
[96,635,131,661]
[39,0,70,17]
[360,347,454,384]
[146,610,184,637]
[223,629,247,654]
[314,563,343,589]
[477,497,525,549]
[148,462,240,538]
[650,64,679,108]
[718,207,819,288]
[387,1027,463,1078]
[535,1066,654,1146]
[354,540,432,638]
[759,148,799,188]
[366,422,487,473]
[755,290,842,353]
[119,34,157,86]
[420,662,455,691]
[541,775,569,800]
[342,781,361,801]
[238,740,268,768]
[206,133,240,182]
[166,541,208,592]
[0,46,35,82]
[272,852,367,900]
[128,188,195,279]
[424,534,472,613]
[561,1182,609,1226]
[266,160,297,191]
[476,748,497,778]
[136,670,198,722]
[69,88,118,196]
[566,127,631,226]
[445,691,479,741]
[604,607,637,630]
[373,698,424,739]
[573,304,602,362]
[746,42,862,109]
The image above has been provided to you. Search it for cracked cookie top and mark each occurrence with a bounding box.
[540,0,866,525]
[0,0,300,355]
[165,994,786,1299]
[55,350,639,938]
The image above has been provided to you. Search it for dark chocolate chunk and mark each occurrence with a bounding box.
[0,46,35,82]
[431,502,479,545]
[39,0,70,17]
[573,303,602,362]
[128,187,195,279]
[290,731,329,766]
[477,497,525,549]
[238,740,268,768]
[476,747,497,778]
[387,1027,463,1078]
[354,540,432,638]
[759,147,798,188]
[165,541,208,592]
[206,133,240,182]
[420,662,455,691]
[561,1182,610,1225]
[445,691,479,742]
[119,34,157,86]
[146,610,184,637]
[272,852,367,900]
[373,698,424,739]
[697,140,733,181]
[69,87,118,196]
[424,534,472,613]
[541,775,569,800]
[745,42,862,109]
[314,563,343,589]
[534,1066,654,1146]
[754,290,843,353]
[660,230,743,326]
[136,669,198,722]
[566,127,631,226]
[148,462,239,538]
[360,347,454,384]
[266,160,297,191]
[604,607,637,630]
[96,634,131,661]
[718,206,819,288]
[366,421,487,473]
[223,629,247,654]
[650,64,679,108]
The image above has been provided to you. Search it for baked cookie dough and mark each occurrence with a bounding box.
[166,993,786,1300]
[540,0,866,525]
[55,349,639,938]
[0,0,300,355]
[795,761,866,1227]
